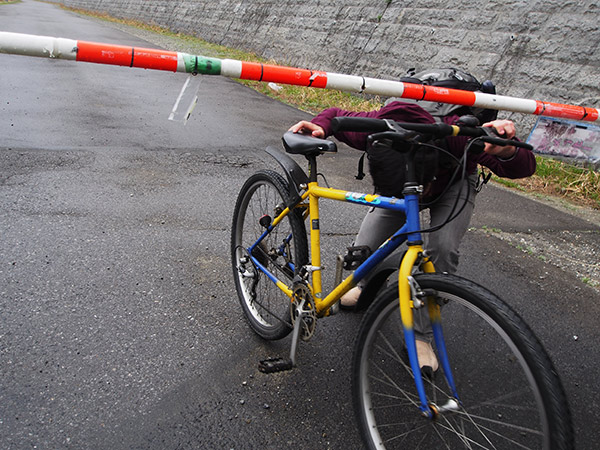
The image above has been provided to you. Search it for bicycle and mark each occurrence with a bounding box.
[230,116,574,449]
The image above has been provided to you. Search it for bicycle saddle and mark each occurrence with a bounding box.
[282,131,337,156]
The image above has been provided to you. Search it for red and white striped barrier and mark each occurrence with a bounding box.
[1,31,597,122]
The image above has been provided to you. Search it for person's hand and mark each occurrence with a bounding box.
[482,119,518,159]
[288,120,325,138]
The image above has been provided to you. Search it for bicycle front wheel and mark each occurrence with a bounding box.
[352,273,573,450]
[231,170,308,340]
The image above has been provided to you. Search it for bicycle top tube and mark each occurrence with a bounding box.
[307,184,424,242]
[307,182,424,288]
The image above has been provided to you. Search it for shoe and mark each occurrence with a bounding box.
[340,286,361,310]
[416,340,439,379]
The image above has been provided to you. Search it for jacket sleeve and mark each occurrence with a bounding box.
[441,115,536,179]
[311,107,370,150]
[477,147,537,179]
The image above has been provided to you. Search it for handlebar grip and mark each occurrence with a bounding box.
[517,141,534,151]
[331,117,390,133]
[399,122,455,138]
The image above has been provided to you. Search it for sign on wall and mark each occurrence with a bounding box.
[527,117,600,164]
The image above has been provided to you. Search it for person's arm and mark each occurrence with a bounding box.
[477,120,536,178]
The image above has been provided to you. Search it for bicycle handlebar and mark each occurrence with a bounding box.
[330,117,391,133]
[330,116,533,150]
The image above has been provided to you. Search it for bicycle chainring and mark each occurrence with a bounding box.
[290,283,317,341]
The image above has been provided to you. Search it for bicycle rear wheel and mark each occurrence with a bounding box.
[352,273,573,450]
[231,170,308,340]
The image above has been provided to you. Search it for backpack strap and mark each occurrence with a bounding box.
[475,168,492,192]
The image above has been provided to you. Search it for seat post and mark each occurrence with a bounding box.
[305,155,318,183]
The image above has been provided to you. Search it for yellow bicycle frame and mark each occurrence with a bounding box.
[267,180,431,321]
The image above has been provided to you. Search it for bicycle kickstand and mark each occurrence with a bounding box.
[258,298,307,373]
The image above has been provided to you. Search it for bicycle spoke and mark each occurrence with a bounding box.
[448,409,544,436]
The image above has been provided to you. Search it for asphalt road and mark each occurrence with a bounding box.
[1,1,599,449]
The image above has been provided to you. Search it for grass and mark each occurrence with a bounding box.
[493,156,600,210]
[240,82,382,114]
[481,225,502,233]
[58,4,600,211]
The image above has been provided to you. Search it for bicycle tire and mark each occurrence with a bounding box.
[352,273,573,449]
[231,170,308,340]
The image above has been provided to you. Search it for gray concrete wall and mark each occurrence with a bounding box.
[51,0,599,125]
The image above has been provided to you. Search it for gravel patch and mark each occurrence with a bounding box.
[483,183,600,291]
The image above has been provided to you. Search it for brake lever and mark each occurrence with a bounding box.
[367,128,419,147]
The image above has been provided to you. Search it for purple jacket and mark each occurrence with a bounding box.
[311,101,536,197]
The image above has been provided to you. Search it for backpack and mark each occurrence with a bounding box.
[397,67,498,125]
[364,68,497,198]
[366,137,439,198]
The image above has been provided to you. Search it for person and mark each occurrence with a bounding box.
[289,100,536,374]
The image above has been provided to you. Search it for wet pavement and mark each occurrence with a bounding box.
[1,1,599,448]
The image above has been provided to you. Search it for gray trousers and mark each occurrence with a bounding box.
[355,174,478,341]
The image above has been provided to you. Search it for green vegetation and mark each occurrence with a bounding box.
[516,244,534,255]
[581,277,599,288]
[481,225,502,233]
[241,82,382,114]
[59,4,600,211]
[493,156,600,210]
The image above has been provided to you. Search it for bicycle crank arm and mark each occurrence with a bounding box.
[258,298,308,373]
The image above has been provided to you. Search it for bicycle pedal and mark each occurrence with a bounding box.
[258,357,294,373]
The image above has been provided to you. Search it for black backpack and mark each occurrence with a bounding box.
[366,137,440,198]
[364,68,497,198]
[398,67,498,125]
